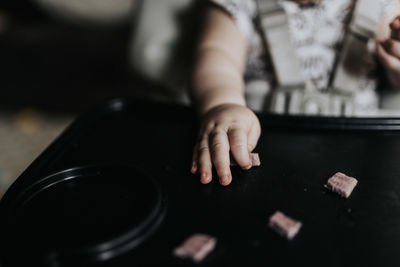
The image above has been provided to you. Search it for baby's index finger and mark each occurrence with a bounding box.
[197,138,213,184]
[208,129,232,186]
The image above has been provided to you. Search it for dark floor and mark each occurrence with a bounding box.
[0,108,75,196]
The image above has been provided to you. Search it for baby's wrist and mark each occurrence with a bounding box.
[199,100,246,117]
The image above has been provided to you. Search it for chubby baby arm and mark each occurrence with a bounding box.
[189,6,261,186]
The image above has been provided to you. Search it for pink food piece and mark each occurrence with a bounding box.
[268,211,302,240]
[230,153,261,167]
[250,153,261,166]
[173,233,217,263]
[324,172,358,198]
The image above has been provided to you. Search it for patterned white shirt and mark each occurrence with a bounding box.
[210,0,398,114]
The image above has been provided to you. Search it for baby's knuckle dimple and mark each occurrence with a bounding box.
[198,146,210,154]
[229,123,245,131]
[231,143,247,153]
[211,141,224,151]
[209,126,225,136]
[229,120,242,128]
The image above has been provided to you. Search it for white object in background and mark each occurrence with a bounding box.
[34,0,136,26]
[129,0,197,103]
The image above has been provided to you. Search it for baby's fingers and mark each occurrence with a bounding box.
[197,137,213,184]
[209,128,232,186]
[228,127,251,170]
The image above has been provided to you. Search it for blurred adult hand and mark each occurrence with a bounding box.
[377,15,400,88]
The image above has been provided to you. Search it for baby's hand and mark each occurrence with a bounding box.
[191,104,261,186]
[377,15,400,87]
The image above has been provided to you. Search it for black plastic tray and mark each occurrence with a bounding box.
[2,98,400,266]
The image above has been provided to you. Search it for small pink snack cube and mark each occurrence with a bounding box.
[230,153,261,167]
[268,211,302,240]
[324,172,358,198]
[173,233,217,263]
[250,153,261,167]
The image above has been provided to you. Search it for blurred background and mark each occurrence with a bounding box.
[0,0,204,196]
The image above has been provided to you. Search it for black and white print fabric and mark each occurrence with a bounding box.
[210,0,398,113]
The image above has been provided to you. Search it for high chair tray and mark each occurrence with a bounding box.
[1,98,400,266]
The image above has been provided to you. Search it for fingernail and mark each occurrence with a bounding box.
[191,162,197,174]
[200,172,211,184]
[190,166,196,174]
[220,174,232,186]
[243,164,252,170]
